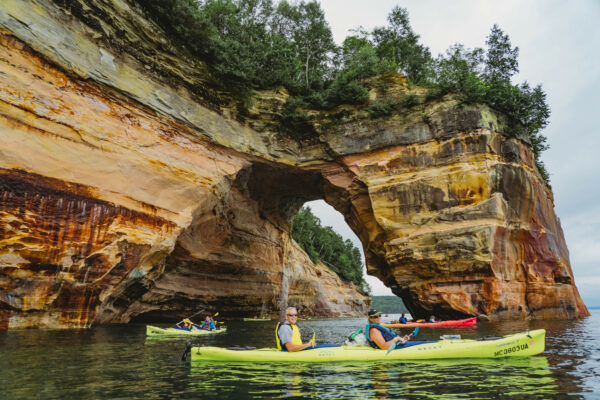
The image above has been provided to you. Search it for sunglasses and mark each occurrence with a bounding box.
[287,314,298,317]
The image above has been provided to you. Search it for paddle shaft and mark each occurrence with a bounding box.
[175,309,205,326]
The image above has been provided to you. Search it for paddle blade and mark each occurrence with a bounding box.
[312,332,316,347]
[385,341,397,356]
[213,312,219,317]
[411,327,419,338]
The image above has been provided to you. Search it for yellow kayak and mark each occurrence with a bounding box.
[191,329,545,362]
[146,325,227,336]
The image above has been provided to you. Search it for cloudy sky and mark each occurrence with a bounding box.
[305,0,600,307]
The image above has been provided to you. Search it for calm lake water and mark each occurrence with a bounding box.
[1,311,599,399]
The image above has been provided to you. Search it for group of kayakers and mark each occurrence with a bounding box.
[397,312,436,324]
[174,315,216,332]
[174,307,439,351]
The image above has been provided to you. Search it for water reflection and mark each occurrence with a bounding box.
[189,356,557,399]
[1,313,598,399]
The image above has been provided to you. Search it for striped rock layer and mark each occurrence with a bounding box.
[0,0,587,328]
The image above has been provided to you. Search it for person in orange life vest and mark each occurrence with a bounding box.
[275,307,313,352]
[366,309,409,350]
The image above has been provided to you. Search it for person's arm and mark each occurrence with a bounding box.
[370,328,409,350]
[278,325,312,352]
[284,341,313,352]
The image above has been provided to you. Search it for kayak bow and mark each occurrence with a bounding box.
[146,325,227,336]
[191,329,544,362]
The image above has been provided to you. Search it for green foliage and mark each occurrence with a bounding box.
[400,93,419,108]
[484,24,519,82]
[137,1,551,184]
[366,101,395,118]
[370,7,433,85]
[279,98,319,140]
[291,207,367,289]
[370,296,408,313]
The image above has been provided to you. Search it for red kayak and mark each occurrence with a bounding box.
[383,317,477,328]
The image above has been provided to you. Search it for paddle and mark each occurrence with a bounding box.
[386,327,419,356]
[311,332,316,348]
[174,309,205,328]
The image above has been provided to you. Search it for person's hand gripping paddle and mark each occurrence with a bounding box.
[386,327,419,356]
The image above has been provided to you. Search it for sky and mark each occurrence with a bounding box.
[305,0,600,307]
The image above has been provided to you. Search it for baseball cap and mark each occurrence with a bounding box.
[368,309,381,318]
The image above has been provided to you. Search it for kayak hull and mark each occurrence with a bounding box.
[191,329,544,362]
[146,325,227,336]
[384,317,477,328]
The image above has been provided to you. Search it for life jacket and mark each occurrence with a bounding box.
[365,323,398,349]
[200,321,213,330]
[399,316,407,324]
[275,321,302,351]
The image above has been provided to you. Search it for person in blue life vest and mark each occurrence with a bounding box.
[399,313,407,324]
[275,307,313,352]
[200,315,216,331]
[366,309,410,350]
[428,315,437,323]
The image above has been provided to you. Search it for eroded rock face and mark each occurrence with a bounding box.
[0,0,587,328]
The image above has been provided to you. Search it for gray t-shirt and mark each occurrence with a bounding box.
[278,321,293,346]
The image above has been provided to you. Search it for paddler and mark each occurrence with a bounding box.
[275,307,313,352]
[399,313,407,324]
[200,315,216,331]
[366,309,409,350]
[175,318,194,331]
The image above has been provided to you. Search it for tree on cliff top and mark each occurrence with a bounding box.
[137,0,551,184]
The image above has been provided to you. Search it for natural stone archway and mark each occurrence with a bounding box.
[0,0,588,329]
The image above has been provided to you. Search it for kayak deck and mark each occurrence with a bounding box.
[191,329,544,362]
[146,325,227,336]
[383,317,477,328]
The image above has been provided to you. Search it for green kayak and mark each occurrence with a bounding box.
[146,325,227,336]
[191,329,544,362]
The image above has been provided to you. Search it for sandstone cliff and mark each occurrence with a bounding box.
[0,0,587,328]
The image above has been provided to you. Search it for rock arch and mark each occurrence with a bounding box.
[0,0,588,328]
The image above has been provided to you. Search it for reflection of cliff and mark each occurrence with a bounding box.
[0,0,587,329]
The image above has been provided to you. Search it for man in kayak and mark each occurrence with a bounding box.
[399,313,407,324]
[366,309,409,350]
[200,315,216,331]
[275,307,314,352]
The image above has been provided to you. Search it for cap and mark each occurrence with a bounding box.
[368,309,381,318]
